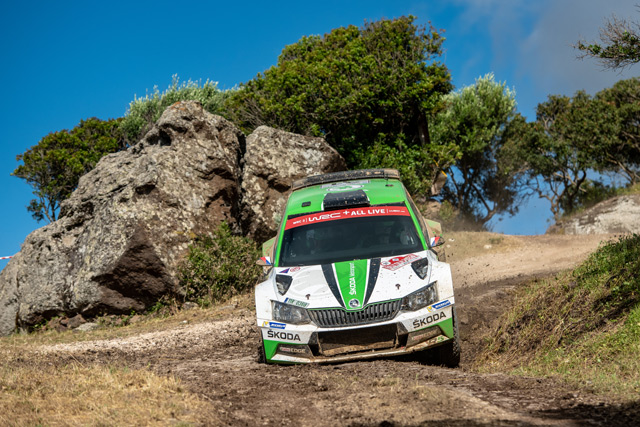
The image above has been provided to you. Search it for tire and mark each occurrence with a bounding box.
[257,339,267,364]
[433,306,461,368]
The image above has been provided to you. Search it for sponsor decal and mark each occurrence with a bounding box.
[267,330,301,341]
[260,256,272,265]
[285,206,410,230]
[381,253,420,271]
[278,345,309,354]
[284,297,309,308]
[263,321,286,329]
[335,259,367,310]
[412,312,447,329]
[429,236,442,247]
[279,267,302,275]
[348,263,356,295]
[322,180,369,191]
[430,300,451,310]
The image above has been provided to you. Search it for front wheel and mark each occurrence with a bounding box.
[432,307,461,367]
[257,338,266,364]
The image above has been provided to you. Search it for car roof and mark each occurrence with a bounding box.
[285,170,409,217]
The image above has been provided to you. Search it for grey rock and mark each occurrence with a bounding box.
[75,322,99,332]
[548,194,640,235]
[0,102,346,336]
[240,126,346,241]
[0,101,243,335]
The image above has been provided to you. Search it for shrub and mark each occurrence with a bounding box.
[120,75,234,145]
[179,222,261,305]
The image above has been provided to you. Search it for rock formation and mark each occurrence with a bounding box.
[548,194,640,235]
[0,101,346,335]
[240,126,346,242]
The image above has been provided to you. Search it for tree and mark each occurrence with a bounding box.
[595,77,640,184]
[13,118,126,222]
[430,74,522,227]
[506,92,618,218]
[576,11,640,70]
[226,16,453,194]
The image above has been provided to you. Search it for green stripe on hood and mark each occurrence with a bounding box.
[334,259,368,310]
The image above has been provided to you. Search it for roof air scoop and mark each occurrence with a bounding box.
[323,190,370,211]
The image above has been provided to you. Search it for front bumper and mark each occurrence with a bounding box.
[259,298,455,364]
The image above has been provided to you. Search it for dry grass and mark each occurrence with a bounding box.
[0,351,212,426]
[0,293,257,426]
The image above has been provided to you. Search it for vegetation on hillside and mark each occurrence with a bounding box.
[120,74,232,145]
[477,234,640,397]
[178,222,262,305]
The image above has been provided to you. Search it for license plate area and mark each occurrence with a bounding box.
[317,324,398,356]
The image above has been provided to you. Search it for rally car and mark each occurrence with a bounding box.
[254,169,459,366]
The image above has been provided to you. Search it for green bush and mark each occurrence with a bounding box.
[179,223,262,305]
[120,75,234,145]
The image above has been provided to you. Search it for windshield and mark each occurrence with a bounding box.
[278,206,423,266]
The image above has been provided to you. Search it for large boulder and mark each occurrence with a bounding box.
[240,126,347,242]
[548,194,640,235]
[0,102,348,336]
[0,101,244,335]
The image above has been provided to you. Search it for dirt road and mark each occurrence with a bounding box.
[41,233,640,426]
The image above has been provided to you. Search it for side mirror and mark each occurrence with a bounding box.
[429,236,444,247]
[256,256,272,266]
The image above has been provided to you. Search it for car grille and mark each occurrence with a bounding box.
[308,299,401,327]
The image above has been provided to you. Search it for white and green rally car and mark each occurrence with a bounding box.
[255,169,459,366]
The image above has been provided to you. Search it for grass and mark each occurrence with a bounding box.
[476,234,640,399]
[0,354,211,426]
[0,293,256,426]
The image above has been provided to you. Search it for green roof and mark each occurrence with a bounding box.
[284,178,408,217]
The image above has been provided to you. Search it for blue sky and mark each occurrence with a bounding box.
[1,0,639,267]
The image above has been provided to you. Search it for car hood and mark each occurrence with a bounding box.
[274,251,432,310]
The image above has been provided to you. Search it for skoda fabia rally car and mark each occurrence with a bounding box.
[255,169,459,366]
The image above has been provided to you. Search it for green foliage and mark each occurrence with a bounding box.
[576,13,640,70]
[356,134,434,195]
[479,234,640,397]
[505,91,619,218]
[179,222,261,305]
[121,75,233,145]
[430,73,521,227]
[595,77,640,184]
[13,118,126,222]
[227,16,453,195]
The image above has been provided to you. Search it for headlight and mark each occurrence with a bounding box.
[272,301,311,324]
[276,274,293,295]
[411,257,430,280]
[401,282,438,311]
